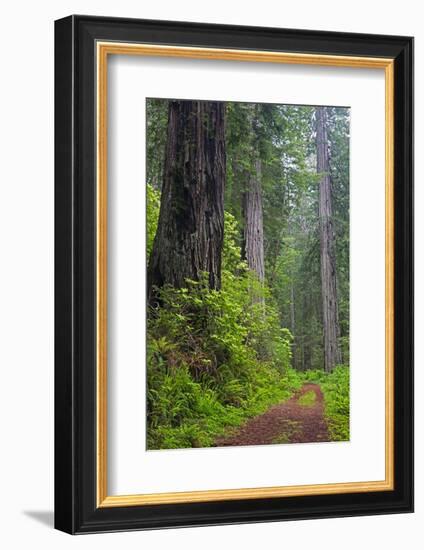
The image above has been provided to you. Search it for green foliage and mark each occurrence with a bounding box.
[145,99,350,449]
[147,214,303,450]
[303,366,350,441]
[146,183,160,258]
[147,99,350,374]
[298,390,316,407]
[222,211,245,274]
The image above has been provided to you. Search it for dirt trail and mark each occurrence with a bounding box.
[215,383,329,447]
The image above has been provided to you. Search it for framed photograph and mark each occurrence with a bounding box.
[54,15,413,534]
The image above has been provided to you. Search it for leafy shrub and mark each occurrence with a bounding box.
[146,183,160,258]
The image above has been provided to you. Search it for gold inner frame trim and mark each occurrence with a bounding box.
[96,41,395,508]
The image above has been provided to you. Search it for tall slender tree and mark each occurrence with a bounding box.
[147,100,226,301]
[316,106,342,371]
[241,105,265,283]
[242,156,265,282]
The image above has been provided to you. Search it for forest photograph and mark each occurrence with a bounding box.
[146,98,350,451]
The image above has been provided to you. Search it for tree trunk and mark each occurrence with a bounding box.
[316,106,342,372]
[242,157,265,282]
[242,107,265,284]
[290,283,296,335]
[147,100,226,301]
[290,283,297,369]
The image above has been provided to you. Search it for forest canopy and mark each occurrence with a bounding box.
[146,98,350,450]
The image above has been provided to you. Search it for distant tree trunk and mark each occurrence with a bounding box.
[290,283,296,335]
[302,292,312,371]
[304,338,311,371]
[300,334,305,371]
[316,107,342,372]
[290,283,297,369]
[147,100,226,301]
[242,157,265,282]
[242,106,265,284]
[146,99,168,191]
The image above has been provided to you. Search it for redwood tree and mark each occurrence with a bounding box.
[147,100,226,301]
[316,106,342,372]
[241,106,265,283]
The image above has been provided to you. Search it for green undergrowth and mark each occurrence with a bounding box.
[147,212,303,450]
[302,366,350,441]
[146,205,349,449]
[298,389,317,407]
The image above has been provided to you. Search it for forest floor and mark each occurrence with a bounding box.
[215,384,330,447]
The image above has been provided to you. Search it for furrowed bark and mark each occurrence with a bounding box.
[147,100,226,301]
[316,106,342,372]
[242,106,265,284]
[242,157,265,282]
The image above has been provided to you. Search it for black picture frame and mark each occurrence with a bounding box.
[55,14,414,534]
